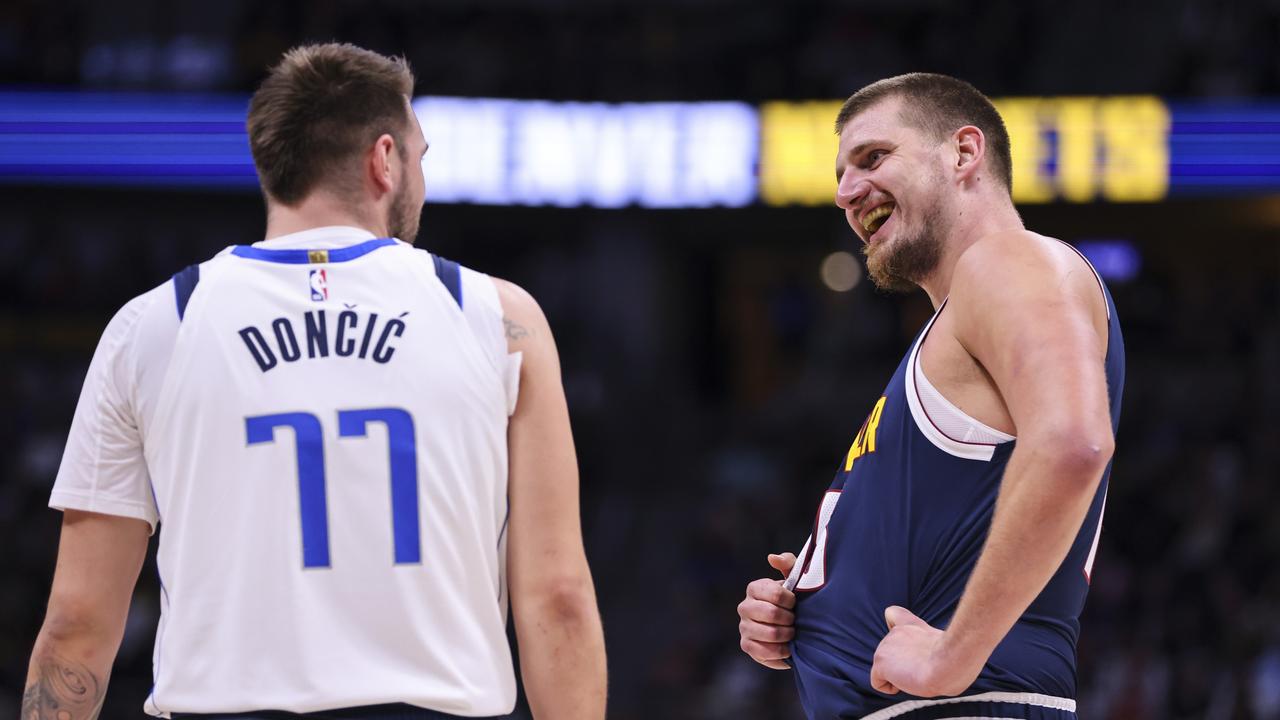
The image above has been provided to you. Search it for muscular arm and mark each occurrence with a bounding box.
[872,233,1114,696]
[942,234,1113,689]
[497,279,607,720]
[23,510,150,719]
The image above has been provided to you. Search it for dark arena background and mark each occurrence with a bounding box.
[3,1,1280,718]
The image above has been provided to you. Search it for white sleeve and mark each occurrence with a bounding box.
[50,293,160,533]
[459,267,522,416]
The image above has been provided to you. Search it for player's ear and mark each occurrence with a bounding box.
[369,133,397,194]
[953,125,985,185]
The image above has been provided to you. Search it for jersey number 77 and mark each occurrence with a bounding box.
[246,407,419,568]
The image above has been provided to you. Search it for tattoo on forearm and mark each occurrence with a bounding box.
[504,317,531,341]
[21,655,105,720]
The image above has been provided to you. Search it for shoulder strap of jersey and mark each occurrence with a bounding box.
[171,263,201,321]
[432,255,463,309]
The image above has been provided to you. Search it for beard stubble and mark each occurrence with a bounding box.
[862,186,946,294]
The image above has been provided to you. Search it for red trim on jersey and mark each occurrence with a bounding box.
[1060,241,1110,321]
[912,299,1003,448]
[794,490,842,594]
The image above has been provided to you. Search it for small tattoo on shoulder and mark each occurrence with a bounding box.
[504,318,531,341]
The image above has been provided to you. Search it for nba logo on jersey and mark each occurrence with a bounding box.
[309,269,329,301]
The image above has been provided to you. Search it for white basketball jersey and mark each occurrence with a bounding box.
[50,227,520,717]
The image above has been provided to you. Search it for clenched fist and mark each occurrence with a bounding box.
[737,553,798,670]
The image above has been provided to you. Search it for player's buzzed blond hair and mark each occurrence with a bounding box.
[836,73,1013,194]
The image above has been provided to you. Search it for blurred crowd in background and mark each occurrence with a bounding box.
[4,0,1280,100]
[3,1,1280,719]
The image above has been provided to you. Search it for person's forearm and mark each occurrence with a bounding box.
[938,435,1111,681]
[516,581,608,720]
[22,620,118,720]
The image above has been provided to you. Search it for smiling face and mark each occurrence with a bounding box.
[834,96,950,293]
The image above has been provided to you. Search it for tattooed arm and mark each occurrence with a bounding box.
[493,278,607,720]
[504,317,531,342]
[22,654,105,719]
[23,510,150,719]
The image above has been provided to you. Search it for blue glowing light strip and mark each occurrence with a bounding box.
[1167,102,1280,194]
[0,91,257,185]
[3,91,1280,202]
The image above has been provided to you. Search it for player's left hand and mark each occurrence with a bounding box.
[869,606,982,698]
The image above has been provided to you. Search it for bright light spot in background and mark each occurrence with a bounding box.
[1074,239,1141,282]
[682,103,759,207]
[414,97,512,205]
[821,251,862,292]
[412,97,758,208]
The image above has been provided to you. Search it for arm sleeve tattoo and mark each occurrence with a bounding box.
[21,654,105,720]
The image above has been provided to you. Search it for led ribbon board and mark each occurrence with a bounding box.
[758,97,1280,204]
[0,91,258,187]
[2,91,1279,204]
[761,97,1172,205]
[0,91,758,207]
[411,97,758,207]
[1165,102,1280,194]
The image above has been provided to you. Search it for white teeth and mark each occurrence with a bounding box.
[862,204,895,232]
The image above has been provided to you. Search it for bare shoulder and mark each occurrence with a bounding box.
[490,277,567,413]
[954,230,1060,281]
[491,277,552,355]
[951,230,1102,307]
[948,230,1108,347]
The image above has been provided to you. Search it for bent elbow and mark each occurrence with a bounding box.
[521,575,600,625]
[1047,430,1114,479]
[41,600,109,643]
[33,600,124,667]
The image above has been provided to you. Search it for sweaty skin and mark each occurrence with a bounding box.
[738,94,1114,701]
[869,232,1112,696]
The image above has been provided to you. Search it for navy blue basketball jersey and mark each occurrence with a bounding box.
[785,253,1125,719]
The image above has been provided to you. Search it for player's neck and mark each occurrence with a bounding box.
[264,193,388,241]
[917,197,1024,308]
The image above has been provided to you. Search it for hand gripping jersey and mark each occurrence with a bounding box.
[50,228,521,717]
[784,250,1124,720]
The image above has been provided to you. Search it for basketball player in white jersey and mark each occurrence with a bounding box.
[21,43,607,720]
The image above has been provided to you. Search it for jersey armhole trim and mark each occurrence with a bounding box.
[1061,241,1111,321]
[433,255,463,309]
[914,349,1015,445]
[904,301,1002,462]
[1060,240,1115,362]
[172,264,200,320]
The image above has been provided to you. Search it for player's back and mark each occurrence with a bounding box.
[139,229,518,716]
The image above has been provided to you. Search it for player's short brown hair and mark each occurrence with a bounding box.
[247,43,415,205]
[834,73,1012,193]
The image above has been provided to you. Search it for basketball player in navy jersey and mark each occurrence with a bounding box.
[737,73,1123,719]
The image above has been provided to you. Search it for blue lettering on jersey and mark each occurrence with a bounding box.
[335,310,357,357]
[246,408,421,569]
[238,310,407,372]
